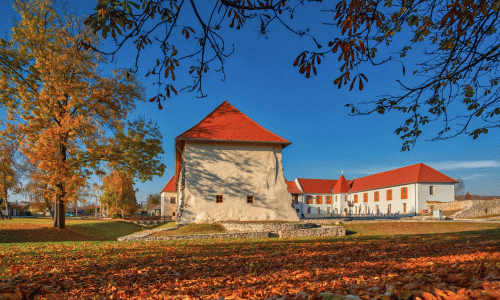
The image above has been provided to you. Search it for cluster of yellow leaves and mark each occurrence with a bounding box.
[1,228,500,299]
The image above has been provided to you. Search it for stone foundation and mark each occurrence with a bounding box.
[118,225,346,241]
[220,222,317,232]
[278,226,345,238]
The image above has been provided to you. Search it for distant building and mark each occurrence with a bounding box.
[160,175,177,220]
[287,163,458,218]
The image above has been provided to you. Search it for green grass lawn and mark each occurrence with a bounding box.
[150,223,226,237]
[0,218,144,243]
[341,221,499,237]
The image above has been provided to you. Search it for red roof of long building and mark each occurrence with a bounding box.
[350,163,458,193]
[176,101,291,147]
[161,175,176,193]
[296,178,337,194]
[286,180,303,194]
[332,174,351,193]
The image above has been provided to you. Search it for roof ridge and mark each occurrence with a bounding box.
[229,102,290,145]
[175,101,290,146]
[175,101,229,140]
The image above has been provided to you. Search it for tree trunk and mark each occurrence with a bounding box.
[53,184,65,229]
[0,202,4,220]
[53,142,67,229]
[121,208,124,219]
[4,190,10,219]
[53,198,58,227]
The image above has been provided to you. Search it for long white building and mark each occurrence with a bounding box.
[288,163,458,217]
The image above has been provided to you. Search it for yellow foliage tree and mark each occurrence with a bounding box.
[0,0,165,228]
[100,170,138,219]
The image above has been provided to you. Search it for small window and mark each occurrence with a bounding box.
[307,207,311,214]
[354,194,358,203]
[363,193,368,202]
[401,187,408,199]
[327,207,331,214]
[172,212,175,216]
[317,207,321,214]
[375,205,379,215]
[170,197,176,204]
[403,203,407,213]
[388,204,392,213]
[216,195,223,203]
[430,186,434,195]
[316,195,323,204]
[386,189,393,200]
[247,195,254,203]
[335,195,337,202]
[374,191,379,202]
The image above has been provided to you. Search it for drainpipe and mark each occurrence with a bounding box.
[414,183,417,216]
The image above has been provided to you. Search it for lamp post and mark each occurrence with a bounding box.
[347,200,354,217]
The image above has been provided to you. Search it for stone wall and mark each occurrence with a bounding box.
[278,226,345,238]
[220,222,317,232]
[428,200,472,212]
[451,200,500,219]
[119,231,269,241]
[118,225,346,241]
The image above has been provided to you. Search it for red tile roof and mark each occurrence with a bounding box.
[161,175,176,193]
[296,178,337,194]
[350,163,458,193]
[286,180,303,194]
[176,101,291,147]
[332,174,351,193]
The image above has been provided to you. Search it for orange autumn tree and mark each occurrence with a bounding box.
[0,0,165,228]
[0,140,24,220]
[100,170,138,219]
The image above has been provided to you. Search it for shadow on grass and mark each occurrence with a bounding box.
[0,221,143,243]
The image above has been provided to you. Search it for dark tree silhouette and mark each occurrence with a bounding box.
[85,0,500,150]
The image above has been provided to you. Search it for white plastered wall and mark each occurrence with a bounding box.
[417,183,455,211]
[161,191,177,219]
[350,184,417,216]
[179,141,299,223]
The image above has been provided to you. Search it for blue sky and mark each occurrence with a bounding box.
[1,0,499,203]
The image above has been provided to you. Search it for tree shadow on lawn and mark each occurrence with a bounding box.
[0,221,143,243]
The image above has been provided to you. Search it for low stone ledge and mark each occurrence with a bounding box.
[278,226,345,238]
[220,222,317,232]
[119,231,269,241]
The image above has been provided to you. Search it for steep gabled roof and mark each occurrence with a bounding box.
[332,174,351,193]
[176,101,291,147]
[161,175,176,193]
[350,163,458,193]
[296,178,337,194]
[286,180,303,194]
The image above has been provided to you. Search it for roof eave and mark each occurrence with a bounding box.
[175,137,291,147]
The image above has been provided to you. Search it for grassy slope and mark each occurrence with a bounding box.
[0,218,143,243]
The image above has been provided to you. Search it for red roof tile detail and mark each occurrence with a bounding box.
[176,101,291,146]
[297,178,337,194]
[350,163,458,193]
[161,175,176,193]
[332,174,351,193]
[286,180,303,194]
